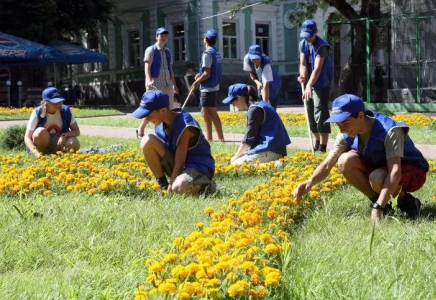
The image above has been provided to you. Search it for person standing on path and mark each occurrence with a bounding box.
[298,19,333,152]
[137,27,179,137]
[190,29,225,142]
[243,45,281,110]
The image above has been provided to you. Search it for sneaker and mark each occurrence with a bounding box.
[203,180,217,196]
[397,193,421,219]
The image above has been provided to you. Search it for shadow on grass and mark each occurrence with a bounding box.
[420,204,436,220]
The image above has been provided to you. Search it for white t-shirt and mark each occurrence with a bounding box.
[27,110,76,136]
[200,52,219,92]
[243,54,273,83]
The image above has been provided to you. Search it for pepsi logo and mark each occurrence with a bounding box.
[0,37,18,47]
[57,45,83,54]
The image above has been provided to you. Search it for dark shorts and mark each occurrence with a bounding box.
[361,155,427,192]
[200,91,218,108]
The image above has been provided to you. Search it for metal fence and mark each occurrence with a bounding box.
[326,14,436,105]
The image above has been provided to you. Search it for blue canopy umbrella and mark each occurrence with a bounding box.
[48,40,107,64]
[0,31,59,64]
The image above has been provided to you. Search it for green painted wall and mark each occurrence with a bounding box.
[78,75,110,84]
[113,17,123,70]
[243,7,252,52]
[100,22,109,71]
[157,9,166,28]
[117,71,144,81]
[141,11,151,50]
[187,1,199,62]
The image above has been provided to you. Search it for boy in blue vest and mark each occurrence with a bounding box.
[299,19,333,152]
[243,45,281,110]
[132,90,215,194]
[138,27,179,137]
[222,83,291,165]
[24,87,80,157]
[191,29,224,142]
[293,94,429,224]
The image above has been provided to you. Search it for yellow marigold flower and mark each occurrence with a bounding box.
[265,244,281,255]
[228,280,249,297]
[158,282,176,294]
[43,190,52,196]
[267,209,278,218]
[226,271,237,282]
[265,271,281,286]
[149,263,163,273]
[134,285,148,300]
[255,285,268,297]
[196,222,205,229]
[145,274,156,283]
[163,253,178,264]
[204,207,214,214]
[205,278,221,287]
[171,265,189,279]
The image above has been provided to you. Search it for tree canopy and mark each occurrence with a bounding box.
[0,0,115,44]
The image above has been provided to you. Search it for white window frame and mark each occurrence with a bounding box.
[250,11,277,61]
[128,30,141,68]
[171,23,186,62]
[254,23,271,57]
[218,14,244,60]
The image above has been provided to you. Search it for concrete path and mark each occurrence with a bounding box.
[1,106,436,159]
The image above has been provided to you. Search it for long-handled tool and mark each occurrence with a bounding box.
[301,82,315,155]
[181,88,195,109]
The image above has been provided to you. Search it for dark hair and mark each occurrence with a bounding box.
[246,85,258,104]
[349,112,360,118]
[205,37,216,46]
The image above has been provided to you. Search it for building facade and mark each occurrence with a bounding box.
[76,0,330,106]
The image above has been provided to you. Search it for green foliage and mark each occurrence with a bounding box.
[0,0,115,43]
[0,125,26,151]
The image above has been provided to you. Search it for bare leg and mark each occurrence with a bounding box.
[201,107,213,141]
[140,134,167,178]
[320,133,329,145]
[32,128,50,154]
[171,177,203,194]
[337,151,377,198]
[202,107,224,141]
[369,168,404,199]
[65,137,80,152]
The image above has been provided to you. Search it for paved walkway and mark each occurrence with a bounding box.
[1,106,436,159]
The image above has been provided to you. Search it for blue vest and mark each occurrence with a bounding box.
[200,47,222,89]
[344,111,429,172]
[35,105,72,134]
[150,45,172,78]
[155,109,215,178]
[301,37,333,89]
[246,101,291,155]
[248,54,281,101]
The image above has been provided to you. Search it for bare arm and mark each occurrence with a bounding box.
[231,142,251,163]
[293,154,339,200]
[302,56,325,100]
[191,67,210,91]
[24,129,39,157]
[170,63,179,94]
[298,52,308,84]
[249,71,263,92]
[168,128,192,191]
[144,62,154,89]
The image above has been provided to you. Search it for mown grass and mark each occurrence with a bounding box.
[0,126,435,299]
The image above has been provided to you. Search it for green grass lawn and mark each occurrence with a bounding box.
[0,129,435,298]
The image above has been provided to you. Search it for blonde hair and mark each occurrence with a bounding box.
[40,100,48,118]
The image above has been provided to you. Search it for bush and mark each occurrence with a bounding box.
[0,124,27,150]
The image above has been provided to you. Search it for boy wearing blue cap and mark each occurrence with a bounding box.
[243,45,282,110]
[132,90,215,194]
[298,19,333,152]
[293,94,429,224]
[190,29,224,142]
[24,87,81,157]
[138,27,179,137]
[222,83,291,165]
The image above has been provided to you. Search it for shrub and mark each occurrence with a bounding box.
[0,124,27,151]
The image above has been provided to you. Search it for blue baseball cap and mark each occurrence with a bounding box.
[204,29,218,41]
[222,84,248,104]
[156,27,169,35]
[132,90,170,119]
[300,19,317,38]
[42,87,64,103]
[248,45,262,60]
[324,94,365,124]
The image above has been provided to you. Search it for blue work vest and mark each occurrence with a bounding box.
[344,111,429,172]
[248,54,281,101]
[200,47,222,89]
[35,105,72,134]
[301,37,333,89]
[155,109,215,179]
[246,101,291,155]
[150,45,172,78]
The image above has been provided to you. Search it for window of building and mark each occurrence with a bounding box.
[222,22,237,59]
[128,31,140,67]
[173,24,186,62]
[255,23,270,56]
